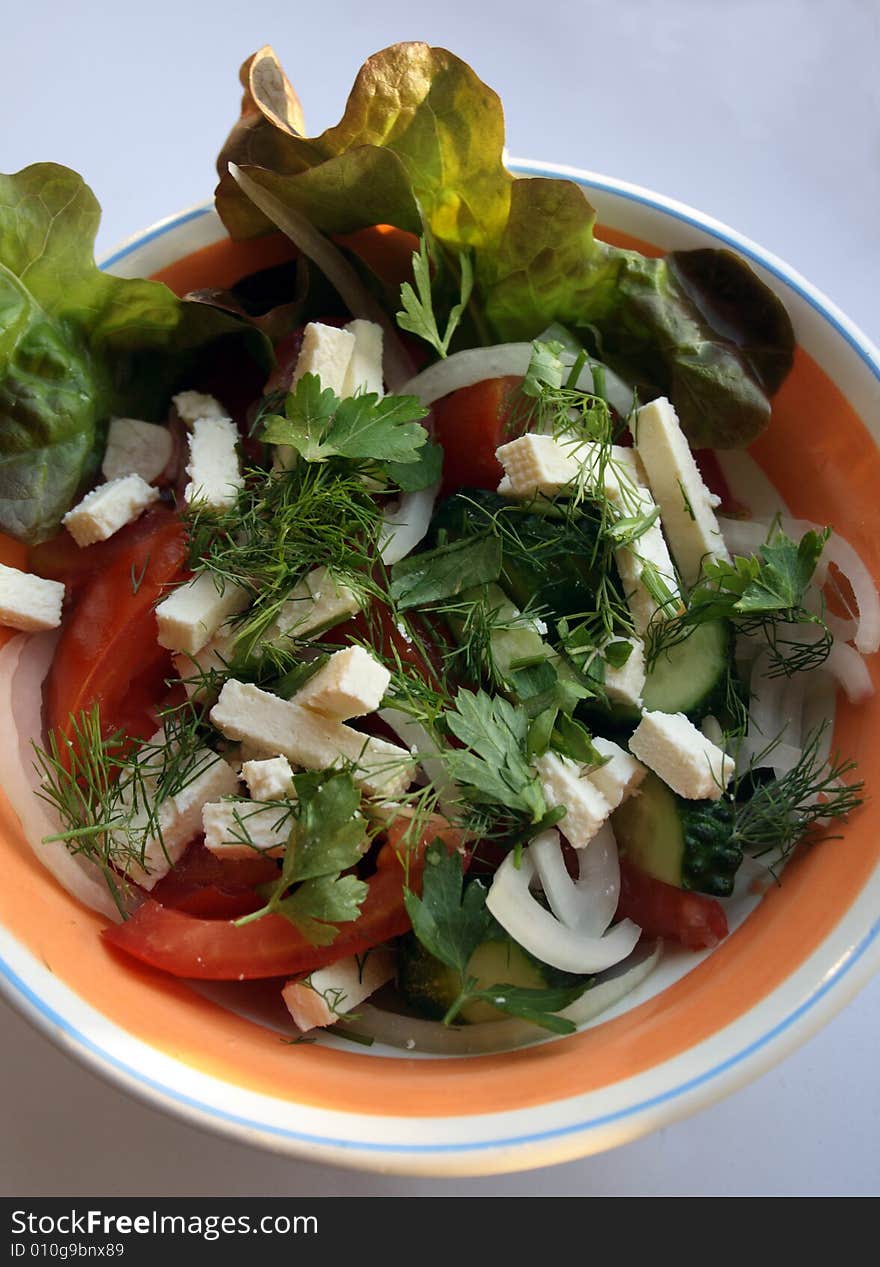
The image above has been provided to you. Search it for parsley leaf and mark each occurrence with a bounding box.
[464,982,591,1034]
[390,537,503,610]
[236,770,369,942]
[384,440,444,492]
[274,874,369,945]
[442,688,547,823]
[263,374,429,465]
[404,841,491,977]
[734,528,830,614]
[404,842,590,1031]
[396,237,474,359]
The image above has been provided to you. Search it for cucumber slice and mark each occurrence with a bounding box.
[612,770,741,896]
[642,620,731,722]
[398,932,584,1024]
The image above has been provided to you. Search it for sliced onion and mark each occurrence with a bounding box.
[822,639,874,702]
[717,516,772,557]
[486,851,640,974]
[781,518,880,656]
[228,163,415,392]
[713,450,792,520]
[400,343,635,419]
[345,941,662,1054]
[377,706,459,820]
[379,481,440,565]
[530,829,584,930]
[0,634,123,921]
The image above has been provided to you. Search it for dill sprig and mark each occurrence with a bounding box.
[185,457,385,655]
[32,702,213,915]
[732,725,864,865]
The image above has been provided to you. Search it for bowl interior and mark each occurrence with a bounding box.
[1,176,878,1171]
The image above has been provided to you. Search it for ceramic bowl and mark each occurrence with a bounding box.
[1,159,878,1176]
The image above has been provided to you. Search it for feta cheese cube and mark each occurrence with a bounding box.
[102,418,174,484]
[121,750,239,888]
[293,646,390,720]
[184,416,243,510]
[282,948,395,1032]
[292,322,356,396]
[202,799,293,858]
[343,320,384,397]
[603,637,646,709]
[631,397,731,586]
[587,737,646,808]
[241,756,295,801]
[209,679,414,798]
[534,751,612,848]
[629,710,734,801]
[268,567,363,645]
[62,475,160,547]
[495,433,590,499]
[0,564,64,632]
[173,390,228,425]
[156,572,249,656]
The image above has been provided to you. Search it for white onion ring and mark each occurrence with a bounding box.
[346,941,662,1054]
[400,343,635,419]
[486,851,640,974]
[379,481,440,565]
[713,450,792,520]
[0,634,122,921]
[780,517,880,655]
[531,824,621,940]
[377,706,459,820]
[822,639,874,702]
[229,163,416,392]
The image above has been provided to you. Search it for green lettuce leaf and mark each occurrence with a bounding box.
[215,44,794,449]
[0,163,269,544]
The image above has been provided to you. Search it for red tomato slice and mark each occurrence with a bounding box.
[616,859,728,950]
[104,839,421,980]
[45,508,188,762]
[149,843,279,919]
[432,376,525,496]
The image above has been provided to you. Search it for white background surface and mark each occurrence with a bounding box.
[1,0,879,1197]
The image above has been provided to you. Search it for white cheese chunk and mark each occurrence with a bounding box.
[173,390,228,425]
[603,636,646,709]
[495,433,590,499]
[293,646,390,720]
[121,750,239,889]
[534,751,612,849]
[629,710,734,801]
[209,679,414,798]
[292,322,356,396]
[587,737,646,807]
[156,572,249,656]
[631,397,731,586]
[62,475,160,547]
[282,948,396,1032]
[241,755,295,801]
[268,567,363,645]
[202,799,293,859]
[342,319,384,397]
[0,564,64,632]
[102,418,174,484]
[184,416,243,510]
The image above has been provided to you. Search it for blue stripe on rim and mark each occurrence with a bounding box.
[3,170,878,1161]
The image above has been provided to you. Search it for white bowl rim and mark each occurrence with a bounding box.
[2,157,879,1174]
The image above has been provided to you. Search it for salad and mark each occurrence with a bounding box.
[0,43,876,1054]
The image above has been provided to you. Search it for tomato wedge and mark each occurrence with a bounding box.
[616,859,729,950]
[105,838,424,979]
[432,376,525,496]
[45,508,188,761]
[149,843,279,920]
